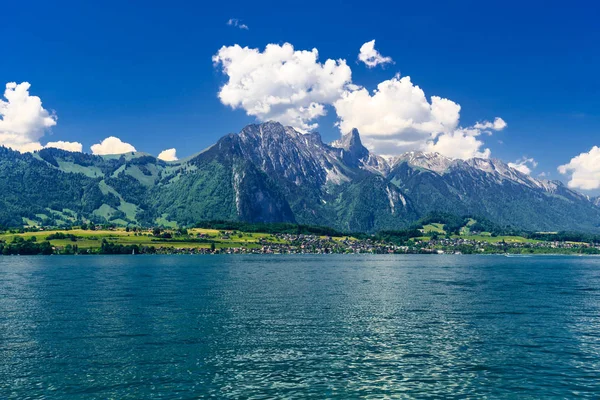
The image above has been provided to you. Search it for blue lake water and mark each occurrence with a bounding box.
[1,255,600,398]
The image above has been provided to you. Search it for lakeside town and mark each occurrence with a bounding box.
[1,225,600,255]
[148,234,600,255]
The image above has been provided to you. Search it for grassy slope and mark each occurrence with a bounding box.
[422,223,445,233]
[0,228,318,250]
[0,225,544,254]
[452,235,539,244]
[416,220,541,244]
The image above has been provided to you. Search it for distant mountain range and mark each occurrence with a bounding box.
[1,121,599,232]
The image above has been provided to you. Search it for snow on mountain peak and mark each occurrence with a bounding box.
[392,151,454,173]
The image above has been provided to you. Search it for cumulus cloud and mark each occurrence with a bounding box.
[358,40,393,68]
[213,43,352,131]
[426,128,491,160]
[227,18,249,30]
[508,157,537,175]
[0,82,57,152]
[211,41,504,159]
[91,136,136,155]
[45,141,83,152]
[333,73,505,159]
[474,117,507,132]
[333,74,461,154]
[16,142,44,152]
[157,148,177,161]
[558,146,600,190]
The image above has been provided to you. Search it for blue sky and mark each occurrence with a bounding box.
[1,0,599,191]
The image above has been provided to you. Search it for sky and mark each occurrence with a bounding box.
[1,0,599,192]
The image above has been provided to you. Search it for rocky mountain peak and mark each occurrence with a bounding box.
[330,128,370,166]
[331,128,368,154]
[239,121,286,140]
[392,151,454,173]
[463,157,509,173]
[211,121,598,212]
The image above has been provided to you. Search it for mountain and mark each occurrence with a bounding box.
[156,123,418,232]
[388,152,599,232]
[1,121,599,232]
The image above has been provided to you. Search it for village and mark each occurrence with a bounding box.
[132,232,600,255]
[3,225,600,256]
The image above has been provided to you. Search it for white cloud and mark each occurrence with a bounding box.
[558,146,600,190]
[358,40,393,68]
[508,157,537,175]
[91,136,136,155]
[15,142,44,153]
[157,148,177,161]
[212,41,505,160]
[227,18,249,30]
[213,43,352,131]
[426,129,491,160]
[333,74,461,155]
[474,117,507,132]
[45,141,83,152]
[0,82,57,152]
[333,73,506,159]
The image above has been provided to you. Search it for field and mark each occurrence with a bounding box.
[1,225,596,256]
[421,223,445,233]
[452,234,540,244]
[0,229,268,250]
[0,228,342,251]
[0,224,541,251]
[416,220,541,244]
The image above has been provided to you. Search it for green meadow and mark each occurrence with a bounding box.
[0,227,335,251]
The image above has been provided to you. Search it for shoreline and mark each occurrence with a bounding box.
[2,252,600,257]
[3,227,600,256]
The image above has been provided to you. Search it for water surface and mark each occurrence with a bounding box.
[1,255,600,398]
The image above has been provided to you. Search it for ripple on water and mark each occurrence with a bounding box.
[1,254,600,398]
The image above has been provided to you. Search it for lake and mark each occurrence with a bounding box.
[1,255,600,398]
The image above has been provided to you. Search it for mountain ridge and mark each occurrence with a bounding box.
[1,121,599,232]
